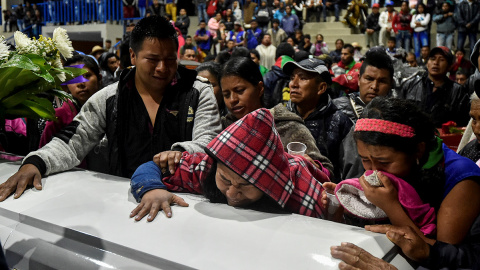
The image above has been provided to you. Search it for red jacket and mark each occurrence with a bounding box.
[392,11,413,33]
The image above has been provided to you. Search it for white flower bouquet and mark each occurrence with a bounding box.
[0,28,85,121]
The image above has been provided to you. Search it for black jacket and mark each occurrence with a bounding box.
[263,65,291,109]
[397,73,470,127]
[105,67,199,177]
[287,97,353,181]
[365,12,381,31]
[455,0,480,33]
[467,39,480,96]
[418,214,480,270]
[332,92,366,122]
[175,15,190,37]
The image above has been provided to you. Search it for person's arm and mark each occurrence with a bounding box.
[433,13,445,23]
[436,179,480,244]
[130,151,214,221]
[321,42,329,54]
[367,224,480,269]
[0,84,115,201]
[455,5,466,26]
[24,84,113,176]
[130,161,168,202]
[359,173,435,244]
[378,12,387,28]
[392,14,399,33]
[422,13,430,25]
[410,15,417,28]
[171,78,222,153]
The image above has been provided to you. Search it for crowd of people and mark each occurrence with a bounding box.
[2,1,43,38]
[1,5,480,269]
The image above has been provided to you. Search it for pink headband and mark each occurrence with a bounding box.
[355,119,415,138]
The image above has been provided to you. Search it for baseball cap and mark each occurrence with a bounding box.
[386,1,394,6]
[234,21,242,26]
[283,58,332,84]
[429,46,454,65]
[372,3,380,8]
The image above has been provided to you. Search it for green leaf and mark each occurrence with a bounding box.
[0,54,40,71]
[0,79,50,108]
[20,98,56,120]
[0,67,23,100]
[4,103,53,120]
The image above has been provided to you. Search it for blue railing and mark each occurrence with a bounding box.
[41,0,124,25]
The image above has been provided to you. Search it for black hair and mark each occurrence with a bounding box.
[388,37,397,43]
[98,52,119,75]
[180,44,197,55]
[416,2,426,12]
[294,50,309,62]
[203,55,216,62]
[231,47,250,58]
[216,50,231,65]
[406,52,416,58]
[106,39,111,43]
[65,53,101,80]
[272,18,280,25]
[276,42,295,59]
[221,57,264,87]
[304,34,311,40]
[455,48,465,55]
[335,38,344,45]
[129,16,178,54]
[456,69,468,76]
[359,48,394,85]
[354,98,444,210]
[343,43,354,54]
[186,35,192,39]
[250,49,261,60]
[197,61,223,84]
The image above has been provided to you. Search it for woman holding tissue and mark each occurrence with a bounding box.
[324,98,480,246]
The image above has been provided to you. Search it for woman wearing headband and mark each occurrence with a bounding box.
[330,98,480,270]
[325,98,480,249]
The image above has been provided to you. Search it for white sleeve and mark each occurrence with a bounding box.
[172,78,222,153]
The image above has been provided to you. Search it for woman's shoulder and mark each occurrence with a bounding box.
[443,144,480,196]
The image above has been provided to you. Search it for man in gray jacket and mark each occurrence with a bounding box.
[0,16,222,201]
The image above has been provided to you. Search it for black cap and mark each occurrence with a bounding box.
[283,58,332,85]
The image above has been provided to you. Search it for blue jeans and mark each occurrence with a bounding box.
[323,1,340,21]
[197,3,208,23]
[48,1,56,22]
[97,2,105,22]
[458,31,477,53]
[396,30,411,52]
[436,33,453,50]
[413,30,428,58]
[139,7,146,17]
[17,19,24,32]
